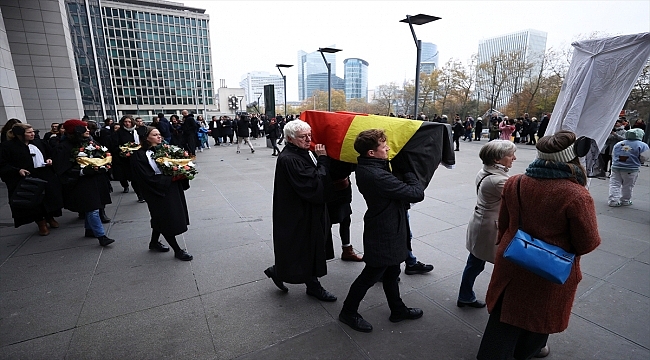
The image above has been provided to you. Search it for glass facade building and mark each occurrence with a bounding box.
[420,42,438,75]
[343,58,368,101]
[100,0,213,117]
[66,0,116,121]
[239,71,284,107]
[297,48,337,101]
[476,29,547,109]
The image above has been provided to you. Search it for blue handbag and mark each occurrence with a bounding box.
[502,177,576,284]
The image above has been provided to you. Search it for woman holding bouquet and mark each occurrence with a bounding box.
[0,123,63,235]
[111,115,144,202]
[54,119,115,246]
[131,127,193,261]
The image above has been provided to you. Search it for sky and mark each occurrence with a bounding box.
[182,0,650,102]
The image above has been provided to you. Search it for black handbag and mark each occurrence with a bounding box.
[9,176,48,210]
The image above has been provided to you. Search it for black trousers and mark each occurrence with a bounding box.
[342,264,405,315]
[477,294,548,360]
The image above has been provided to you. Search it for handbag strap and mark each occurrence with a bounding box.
[516,176,524,229]
[476,172,494,194]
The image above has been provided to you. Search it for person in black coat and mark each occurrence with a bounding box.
[222,116,234,144]
[338,129,425,333]
[181,110,198,156]
[0,123,63,235]
[131,127,193,261]
[208,116,221,146]
[155,113,172,144]
[268,118,281,156]
[111,115,144,202]
[263,120,336,302]
[452,117,464,151]
[325,159,362,261]
[537,113,550,139]
[170,115,183,146]
[235,114,255,154]
[54,120,114,246]
[474,117,484,141]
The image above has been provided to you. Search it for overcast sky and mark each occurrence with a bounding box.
[182,0,650,102]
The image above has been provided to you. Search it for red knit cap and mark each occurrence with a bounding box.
[62,119,87,134]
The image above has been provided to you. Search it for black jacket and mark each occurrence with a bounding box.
[355,157,424,267]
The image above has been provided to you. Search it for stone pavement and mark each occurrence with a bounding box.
[0,137,648,360]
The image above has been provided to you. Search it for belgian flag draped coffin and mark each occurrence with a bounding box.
[301,110,456,189]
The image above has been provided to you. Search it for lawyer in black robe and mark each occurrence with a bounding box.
[110,116,142,199]
[130,126,193,261]
[264,120,336,302]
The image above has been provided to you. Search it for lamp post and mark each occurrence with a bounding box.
[400,14,441,118]
[318,47,342,112]
[276,64,293,117]
[490,59,501,115]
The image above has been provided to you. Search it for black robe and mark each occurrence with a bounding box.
[273,143,333,284]
[0,138,63,227]
[54,138,112,213]
[110,127,138,182]
[131,149,189,236]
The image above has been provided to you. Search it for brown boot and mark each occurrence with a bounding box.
[47,218,59,228]
[341,245,363,262]
[36,220,49,236]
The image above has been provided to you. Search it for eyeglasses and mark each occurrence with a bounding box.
[296,134,312,140]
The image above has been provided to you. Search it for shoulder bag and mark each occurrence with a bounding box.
[503,176,575,284]
[9,176,48,210]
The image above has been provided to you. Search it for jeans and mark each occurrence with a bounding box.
[85,209,105,237]
[342,264,405,315]
[458,253,486,303]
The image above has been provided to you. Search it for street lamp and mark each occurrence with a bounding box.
[490,59,501,115]
[400,14,441,118]
[318,47,342,112]
[276,64,293,117]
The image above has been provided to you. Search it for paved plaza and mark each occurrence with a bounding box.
[1,137,648,359]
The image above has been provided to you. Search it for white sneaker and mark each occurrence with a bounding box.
[608,201,621,207]
[621,200,633,206]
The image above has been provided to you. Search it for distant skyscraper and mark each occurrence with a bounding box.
[420,42,438,75]
[344,58,369,101]
[476,29,547,109]
[297,47,338,101]
[239,71,284,107]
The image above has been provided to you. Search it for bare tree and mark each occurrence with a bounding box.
[372,83,399,115]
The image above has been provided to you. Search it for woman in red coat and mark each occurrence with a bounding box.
[477,131,601,359]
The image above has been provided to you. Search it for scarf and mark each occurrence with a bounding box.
[525,158,586,186]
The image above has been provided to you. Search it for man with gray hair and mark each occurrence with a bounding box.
[264,120,337,302]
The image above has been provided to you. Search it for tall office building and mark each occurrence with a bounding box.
[476,29,547,109]
[343,58,368,101]
[65,0,116,120]
[420,42,438,75]
[238,71,284,107]
[297,47,338,101]
[100,0,214,117]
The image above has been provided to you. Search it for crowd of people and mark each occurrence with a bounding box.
[1,110,647,359]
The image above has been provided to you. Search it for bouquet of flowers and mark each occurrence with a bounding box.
[150,143,198,180]
[119,141,141,158]
[71,140,112,168]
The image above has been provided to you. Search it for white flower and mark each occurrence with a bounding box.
[163,161,171,166]
[77,152,88,157]
[188,161,195,167]
[85,144,94,151]
[101,146,108,152]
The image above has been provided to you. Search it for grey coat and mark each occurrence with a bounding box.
[355,157,424,267]
[465,164,509,263]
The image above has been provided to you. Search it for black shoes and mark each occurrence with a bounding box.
[251,149,255,153]
[137,198,146,203]
[405,261,434,275]
[98,236,115,246]
[85,229,95,238]
[339,311,373,333]
[457,300,487,308]
[149,241,170,252]
[122,187,129,193]
[389,307,423,323]
[264,266,288,292]
[99,209,111,223]
[306,287,337,302]
[174,249,193,261]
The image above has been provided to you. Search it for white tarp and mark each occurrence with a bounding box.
[547,32,650,150]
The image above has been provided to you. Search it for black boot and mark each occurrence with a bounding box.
[99,208,111,223]
[98,235,115,246]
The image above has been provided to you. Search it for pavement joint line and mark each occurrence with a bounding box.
[571,312,650,351]
[415,286,486,334]
[0,232,34,268]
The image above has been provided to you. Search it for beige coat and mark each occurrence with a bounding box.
[465,165,509,263]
